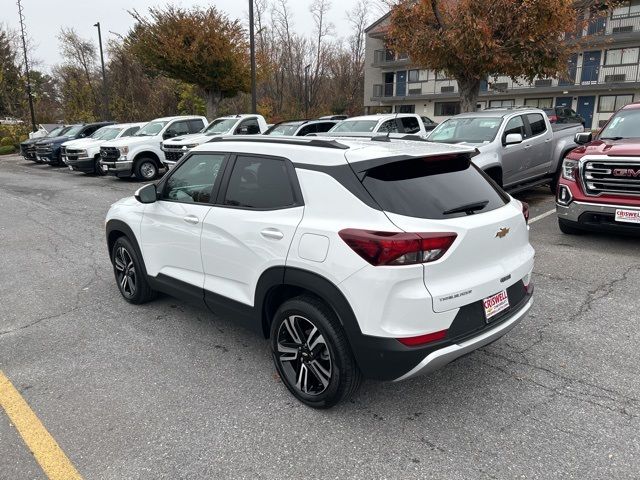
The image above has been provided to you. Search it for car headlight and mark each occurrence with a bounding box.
[561,158,579,181]
[77,149,87,156]
[118,146,129,156]
[185,144,198,149]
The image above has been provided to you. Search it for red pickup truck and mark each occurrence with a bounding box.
[556,102,640,234]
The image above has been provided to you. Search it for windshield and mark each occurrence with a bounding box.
[428,117,502,144]
[265,123,302,136]
[599,109,640,139]
[64,125,85,137]
[330,120,378,133]
[204,118,237,135]
[135,121,168,136]
[96,128,122,141]
[46,126,67,137]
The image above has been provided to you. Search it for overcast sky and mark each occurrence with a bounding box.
[3,0,380,72]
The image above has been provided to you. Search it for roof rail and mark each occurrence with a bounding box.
[482,105,538,111]
[207,136,349,150]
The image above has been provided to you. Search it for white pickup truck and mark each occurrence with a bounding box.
[427,107,583,193]
[327,113,430,137]
[99,115,208,180]
[161,114,268,169]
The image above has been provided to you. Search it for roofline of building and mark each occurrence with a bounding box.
[364,11,390,33]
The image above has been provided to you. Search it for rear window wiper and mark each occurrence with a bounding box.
[443,200,489,216]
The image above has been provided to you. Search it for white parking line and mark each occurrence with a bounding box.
[529,208,556,224]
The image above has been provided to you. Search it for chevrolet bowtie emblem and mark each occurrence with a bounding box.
[495,227,510,238]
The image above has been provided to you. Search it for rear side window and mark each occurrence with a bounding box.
[361,156,508,219]
[378,119,400,133]
[527,113,546,136]
[224,156,296,209]
[315,122,335,133]
[400,116,420,133]
[297,124,316,136]
[122,126,140,137]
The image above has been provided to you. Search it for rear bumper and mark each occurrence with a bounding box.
[394,296,532,381]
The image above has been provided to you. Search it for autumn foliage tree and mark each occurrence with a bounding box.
[127,6,250,118]
[386,0,612,112]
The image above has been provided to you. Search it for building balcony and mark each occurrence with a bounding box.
[372,49,409,67]
[565,13,640,40]
[371,64,640,100]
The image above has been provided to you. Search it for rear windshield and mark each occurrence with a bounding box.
[361,156,508,219]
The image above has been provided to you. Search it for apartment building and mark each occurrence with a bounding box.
[364,1,640,128]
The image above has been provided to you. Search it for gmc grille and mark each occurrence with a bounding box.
[100,147,120,161]
[164,150,185,161]
[582,159,640,196]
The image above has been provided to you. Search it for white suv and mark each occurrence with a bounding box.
[105,136,534,408]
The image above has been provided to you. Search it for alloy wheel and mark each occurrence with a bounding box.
[114,246,136,298]
[140,161,156,179]
[276,315,332,395]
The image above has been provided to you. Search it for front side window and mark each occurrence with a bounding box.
[504,115,526,139]
[98,128,121,141]
[265,123,303,136]
[314,122,335,133]
[236,118,261,135]
[188,119,205,133]
[64,126,84,137]
[162,153,226,203]
[167,121,190,136]
[205,118,237,135]
[121,126,140,137]
[527,113,547,136]
[224,156,296,209]
[297,124,316,136]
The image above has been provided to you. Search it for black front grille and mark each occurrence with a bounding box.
[100,147,119,161]
[164,150,184,161]
[582,159,640,196]
[35,144,52,155]
[21,143,36,159]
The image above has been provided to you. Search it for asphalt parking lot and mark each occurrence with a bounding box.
[1,154,639,479]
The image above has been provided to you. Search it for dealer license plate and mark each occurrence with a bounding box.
[615,209,640,224]
[483,290,509,321]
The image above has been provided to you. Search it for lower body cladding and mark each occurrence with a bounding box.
[557,187,640,234]
[100,159,133,177]
[348,279,533,382]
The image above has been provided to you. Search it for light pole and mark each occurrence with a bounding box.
[94,22,109,120]
[304,64,311,118]
[17,0,36,132]
[249,0,257,114]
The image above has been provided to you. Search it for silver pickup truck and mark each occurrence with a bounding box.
[427,107,583,193]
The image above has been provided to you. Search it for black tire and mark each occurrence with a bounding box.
[270,295,361,409]
[558,218,584,235]
[134,157,158,181]
[93,155,105,176]
[111,236,156,304]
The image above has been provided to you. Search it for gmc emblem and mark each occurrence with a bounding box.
[613,168,640,178]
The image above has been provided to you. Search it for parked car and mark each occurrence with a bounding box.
[105,135,534,408]
[543,107,584,126]
[20,125,70,162]
[556,102,640,235]
[327,113,430,137]
[100,115,207,180]
[63,123,145,175]
[161,114,267,169]
[427,108,583,193]
[36,122,114,166]
[264,119,339,137]
[421,116,438,132]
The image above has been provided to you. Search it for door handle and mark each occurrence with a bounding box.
[524,144,532,149]
[183,214,199,225]
[261,228,284,240]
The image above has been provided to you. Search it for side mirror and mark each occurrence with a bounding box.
[504,133,523,145]
[575,132,592,145]
[135,183,157,204]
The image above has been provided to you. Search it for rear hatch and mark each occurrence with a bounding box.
[350,150,534,313]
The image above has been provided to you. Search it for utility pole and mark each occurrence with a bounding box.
[94,22,109,120]
[17,0,36,132]
[249,0,257,114]
[304,64,311,118]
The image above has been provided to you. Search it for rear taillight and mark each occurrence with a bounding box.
[521,201,529,224]
[397,329,447,346]
[338,229,457,266]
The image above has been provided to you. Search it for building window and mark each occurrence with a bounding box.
[524,98,553,108]
[612,1,640,18]
[408,70,420,82]
[435,71,452,81]
[489,99,515,108]
[397,104,415,113]
[605,48,639,65]
[598,94,634,112]
[434,102,461,116]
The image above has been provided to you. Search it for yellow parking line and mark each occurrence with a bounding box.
[0,370,82,480]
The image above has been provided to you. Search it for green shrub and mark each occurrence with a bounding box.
[0,137,14,147]
[0,145,16,155]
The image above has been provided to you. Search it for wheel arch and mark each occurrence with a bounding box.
[133,150,161,165]
[105,220,147,277]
